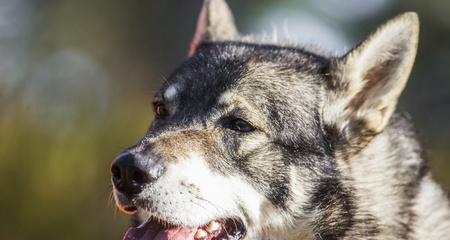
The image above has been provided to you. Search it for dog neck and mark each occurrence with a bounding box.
[304,114,427,239]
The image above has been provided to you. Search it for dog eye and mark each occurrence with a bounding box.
[153,102,168,117]
[227,118,255,133]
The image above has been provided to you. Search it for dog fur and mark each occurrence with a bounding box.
[112,0,450,239]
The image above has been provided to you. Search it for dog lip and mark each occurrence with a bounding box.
[116,203,138,215]
[123,205,138,213]
[113,190,139,214]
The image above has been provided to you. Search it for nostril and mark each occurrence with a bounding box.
[111,165,121,181]
[131,168,149,185]
[111,151,163,195]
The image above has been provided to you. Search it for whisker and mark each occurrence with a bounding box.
[194,196,227,214]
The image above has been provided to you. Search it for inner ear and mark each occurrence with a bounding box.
[349,50,405,111]
[325,12,419,134]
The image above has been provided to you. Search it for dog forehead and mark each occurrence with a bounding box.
[157,42,328,126]
[171,43,325,97]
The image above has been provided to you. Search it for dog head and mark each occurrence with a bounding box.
[111,1,419,239]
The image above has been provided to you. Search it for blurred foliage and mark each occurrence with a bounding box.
[0,0,448,239]
[0,98,152,239]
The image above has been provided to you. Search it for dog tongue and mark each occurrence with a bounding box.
[153,228,197,240]
[123,221,197,240]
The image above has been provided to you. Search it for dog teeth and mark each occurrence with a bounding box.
[194,229,208,240]
[194,220,221,239]
[206,221,221,233]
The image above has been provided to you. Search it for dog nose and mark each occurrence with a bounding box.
[111,151,154,195]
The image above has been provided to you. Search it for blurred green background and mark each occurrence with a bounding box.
[0,0,449,239]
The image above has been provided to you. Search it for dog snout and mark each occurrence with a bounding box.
[111,151,164,195]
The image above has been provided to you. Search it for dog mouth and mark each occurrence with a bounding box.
[123,216,246,240]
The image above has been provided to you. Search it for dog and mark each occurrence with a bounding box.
[111,0,450,239]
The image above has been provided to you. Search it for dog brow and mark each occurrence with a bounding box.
[217,90,235,105]
[164,84,179,101]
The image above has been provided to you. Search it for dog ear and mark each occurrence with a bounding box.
[325,12,419,135]
[189,0,238,56]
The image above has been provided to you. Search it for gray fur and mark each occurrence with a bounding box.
[112,1,450,239]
